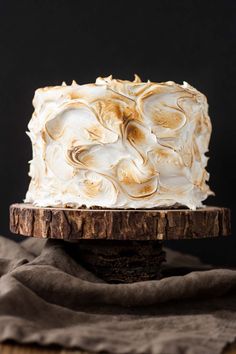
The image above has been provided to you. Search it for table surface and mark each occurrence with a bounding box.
[0,343,236,354]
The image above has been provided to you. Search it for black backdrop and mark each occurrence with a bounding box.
[0,0,235,265]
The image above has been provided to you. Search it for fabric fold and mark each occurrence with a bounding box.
[0,235,236,354]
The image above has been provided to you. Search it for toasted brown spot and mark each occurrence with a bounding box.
[94,99,141,125]
[152,110,184,129]
[139,85,182,106]
[155,148,170,158]
[127,124,145,144]
[146,164,158,178]
[181,150,193,167]
[123,106,141,122]
[84,180,100,198]
[66,146,87,166]
[86,125,103,141]
[118,166,138,185]
[80,154,95,167]
[119,172,136,185]
[139,184,154,196]
[142,87,165,97]
[103,101,122,120]
[69,91,81,99]
[62,102,84,110]
[194,113,203,135]
[94,100,123,122]
[41,130,47,143]
[67,145,96,168]
[193,138,201,161]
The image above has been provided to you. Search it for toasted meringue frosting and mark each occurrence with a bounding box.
[25,76,212,209]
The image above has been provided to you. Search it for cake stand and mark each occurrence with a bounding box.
[10,204,231,283]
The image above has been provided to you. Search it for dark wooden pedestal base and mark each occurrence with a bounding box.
[66,240,165,283]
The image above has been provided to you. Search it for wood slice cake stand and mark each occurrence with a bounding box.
[10,204,231,283]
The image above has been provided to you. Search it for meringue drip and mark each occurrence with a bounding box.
[25,76,213,209]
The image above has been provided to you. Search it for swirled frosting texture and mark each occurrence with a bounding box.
[25,76,212,209]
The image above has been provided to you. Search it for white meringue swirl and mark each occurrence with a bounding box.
[25,76,213,209]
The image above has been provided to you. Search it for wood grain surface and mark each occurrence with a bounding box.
[10,204,231,240]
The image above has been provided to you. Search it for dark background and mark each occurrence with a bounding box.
[0,0,235,265]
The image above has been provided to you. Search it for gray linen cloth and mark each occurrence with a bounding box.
[0,235,236,354]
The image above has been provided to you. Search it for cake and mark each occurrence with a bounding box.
[25,75,212,210]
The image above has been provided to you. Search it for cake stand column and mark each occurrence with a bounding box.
[65,240,166,283]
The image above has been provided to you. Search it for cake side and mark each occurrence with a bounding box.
[25,75,212,210]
